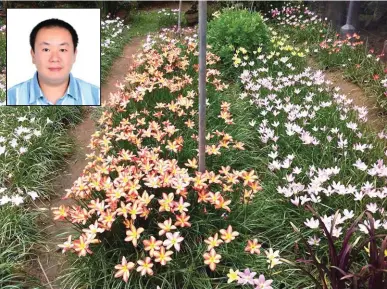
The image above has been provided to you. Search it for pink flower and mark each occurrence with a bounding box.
[237,268,256,285]
[254,274,273,289]
[163,231,184,251]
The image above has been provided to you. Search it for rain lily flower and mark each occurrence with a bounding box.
[125,225,144,247]
[163,231,184,251]
[227,268,239,283]
[203,249,221,271]
[265,248,282,268]
[153,246,173,266]
[136,257,154,276]
[204,233,223,251]
[245,238,261,255]
[114,256,135,283]
[143,236,163,257]
[254,274,273,289]
[219,225,239,243]
[237,268,256,285]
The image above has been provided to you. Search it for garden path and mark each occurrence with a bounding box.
[307,58,387,133]
[27,36,145,289]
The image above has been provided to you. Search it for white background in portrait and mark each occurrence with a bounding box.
[6,9,100,89]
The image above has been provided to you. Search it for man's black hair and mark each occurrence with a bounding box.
[30,18,78,52]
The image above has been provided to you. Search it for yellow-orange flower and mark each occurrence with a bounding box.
[245,238,261,255]
[203,249,221,271]
[124,224,144,247]
[154,246,173,266]
[114,256,135,283]
[204,233,223,251]
[219,225,239,243]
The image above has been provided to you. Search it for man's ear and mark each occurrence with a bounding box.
[31,49,36,64]
[73,48,77,63]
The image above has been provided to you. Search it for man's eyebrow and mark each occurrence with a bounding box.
[38,42,70,46]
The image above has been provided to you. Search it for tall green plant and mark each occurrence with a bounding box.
[208,8,270,78]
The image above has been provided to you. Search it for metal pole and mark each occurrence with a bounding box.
[346,0,354,26]
[340,0,356,39]
[178,0,182,34]
[198,0,207,173]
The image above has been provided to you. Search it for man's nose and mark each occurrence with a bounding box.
[49,51,60,62]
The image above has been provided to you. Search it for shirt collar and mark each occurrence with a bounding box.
[29,71,78,104]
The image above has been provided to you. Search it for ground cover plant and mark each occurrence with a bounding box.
[268,3,387,111]
[0,104,83,287]
[228,8,387,286]
[101,14,131,83]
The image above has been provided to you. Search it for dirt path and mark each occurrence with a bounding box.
[28,35,145,289]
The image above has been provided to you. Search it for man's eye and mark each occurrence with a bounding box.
[43,48,49,52]
[60,49,67,52]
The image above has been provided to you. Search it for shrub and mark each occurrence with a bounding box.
[208,8,270,78]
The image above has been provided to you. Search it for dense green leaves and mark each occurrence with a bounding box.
[208,8,270,79]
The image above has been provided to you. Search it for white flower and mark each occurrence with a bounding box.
[332,226,343,238]
[19,147,27,154]
[46,118,53,124]
[268,151,278,159]
[359,219,381,234]
[0,146,5,155]
[0,195,11,205]
[11,195,24,206]
[307,235,320,246]
[304,217,319,229]
[10,139,18,148]
[366,203,378,214]
[33,130,42,137]
[343,209,354,220]
[353,159,367,171]
[27,191,39,200]
[17,116,28,122]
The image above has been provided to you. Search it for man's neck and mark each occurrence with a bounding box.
[37,74,70,104]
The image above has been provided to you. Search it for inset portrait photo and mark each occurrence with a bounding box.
[6,8,101,106]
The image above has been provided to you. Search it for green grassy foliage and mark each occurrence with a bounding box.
[208,8,270,79]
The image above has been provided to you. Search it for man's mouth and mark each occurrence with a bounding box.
[48,67,62,72]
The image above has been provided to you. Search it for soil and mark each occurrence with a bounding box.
[307,58,387,133]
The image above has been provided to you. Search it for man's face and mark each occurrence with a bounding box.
[31,27,77,85]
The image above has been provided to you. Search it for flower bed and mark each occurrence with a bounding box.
[101,15,130,83]
[55,29,281,289]
[231,10,387,287]
[268,3,387,111]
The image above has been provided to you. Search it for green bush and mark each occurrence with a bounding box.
[208,8,270,78]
